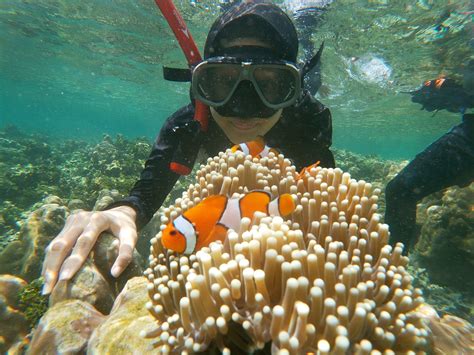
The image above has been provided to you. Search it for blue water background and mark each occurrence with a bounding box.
[1,0,472,159]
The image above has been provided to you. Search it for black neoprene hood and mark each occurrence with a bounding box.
[204,2,299,62]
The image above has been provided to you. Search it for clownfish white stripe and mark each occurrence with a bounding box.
[218,197,240,230]
[260,145,271,158]
[173,215,196,255]
[268,196,281,216]
[239,142,250,156]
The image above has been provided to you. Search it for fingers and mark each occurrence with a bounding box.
[110,226,138,278]
[58,220,106,281]
[42,211,108,295]
[41,207,138,296]
[42,213,89,295]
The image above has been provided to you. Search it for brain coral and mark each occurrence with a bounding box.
[143,150,430,353]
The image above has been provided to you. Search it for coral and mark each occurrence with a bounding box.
[0,273,29,354]
[0,294,29,354]
[333,149,405,185]
[57,134,151,207]
[0,275,27,310]
[0,128,62,210]
[18,278,49,329]
[0,126,151,232]
[333,149,407,216]
[27,300,106,354]
[144,150,435,353]
[87,277,157,353]
[415,183,474,294]
[93,189,124,211]
[0,201,24,253]
[49,232,144,315]
[0,201,67,280]
[408,264,472,321]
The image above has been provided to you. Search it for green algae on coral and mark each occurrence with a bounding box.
[18,278,48,329]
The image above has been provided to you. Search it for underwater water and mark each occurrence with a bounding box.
[1,0,472,158]
[0,0,473,353]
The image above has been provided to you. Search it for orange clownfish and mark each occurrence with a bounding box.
[161,191,295,255]
[230,136,279,158]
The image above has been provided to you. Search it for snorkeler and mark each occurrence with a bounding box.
[41,2,335,295]
[385,72,474,251]
[220,0,334,96]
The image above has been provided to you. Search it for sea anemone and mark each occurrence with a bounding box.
[143,150,430,353]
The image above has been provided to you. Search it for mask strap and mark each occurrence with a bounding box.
[300,41,324,87]
[163,66,192,82]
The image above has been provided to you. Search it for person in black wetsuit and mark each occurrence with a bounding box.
[385,76,474,252]
[41,2,335,294]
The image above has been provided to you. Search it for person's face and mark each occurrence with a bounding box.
[209,37,284,143]
[210,107,282,144]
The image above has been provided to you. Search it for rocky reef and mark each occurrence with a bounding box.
[413,183,474,320]
[0,128,472,352]
[0,126,151,253]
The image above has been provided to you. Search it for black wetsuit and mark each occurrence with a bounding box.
[385,113,474,250]
[108,91,334,229]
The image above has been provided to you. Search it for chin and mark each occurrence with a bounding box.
[229,129,260,144]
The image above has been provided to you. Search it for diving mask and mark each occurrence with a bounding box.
[191,57,302,110]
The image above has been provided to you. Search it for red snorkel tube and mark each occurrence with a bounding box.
[153,0,209,174]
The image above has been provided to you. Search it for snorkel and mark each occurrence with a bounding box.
[153,0,209,175]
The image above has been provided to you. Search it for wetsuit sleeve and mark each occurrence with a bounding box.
[300,106,335,168]
[270,91,335,169]
[385,114,474,251]
[106,105,196,229]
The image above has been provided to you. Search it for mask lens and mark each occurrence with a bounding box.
[253,66,298,106]
[193,64,240,104]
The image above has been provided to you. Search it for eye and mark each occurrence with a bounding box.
[170,230,177,236]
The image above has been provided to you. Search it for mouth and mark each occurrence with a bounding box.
[230,119,260,130]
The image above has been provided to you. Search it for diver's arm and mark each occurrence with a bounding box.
[42,105,197,295]
[106,104,197,229]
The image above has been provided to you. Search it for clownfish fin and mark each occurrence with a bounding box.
[296,161,320,180]
[204,223,228,247]
[268,193,296,217]
[239,190,272,219]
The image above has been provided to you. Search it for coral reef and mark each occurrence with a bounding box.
[408,264,472,321]
[1,127,473,351]
[0,275,29,353]
[17,278,49,329]
[0,200,68,281]
[49,232,144,315]
[0,126,62,210]
[27,299,106,354]
[87,277,157,353]
[0,126,150,232]
[57,134,150,207]
[414,183,474,310]
[144,150,434,353]
[333,149,407,215]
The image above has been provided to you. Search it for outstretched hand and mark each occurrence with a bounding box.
[41,205,137,295]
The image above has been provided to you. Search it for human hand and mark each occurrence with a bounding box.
[41,205,137,295]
